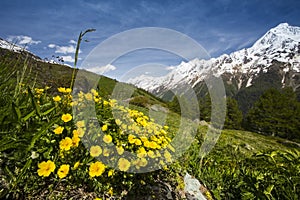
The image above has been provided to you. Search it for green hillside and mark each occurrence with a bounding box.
[0,48,166,107]
[182,127,299,199]
[0,48,299,199]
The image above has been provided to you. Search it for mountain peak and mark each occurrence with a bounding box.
[274,22,290,28]
[270,22,300,36]
[252,23,300,51]
[128,23,300,94]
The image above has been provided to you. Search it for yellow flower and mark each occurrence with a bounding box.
[137,158,148,167]
[72,136,80,147]
[128,134,136,144]
[35,88,44,94]
[101,124,108,132]
[61,113,72,123]
[159,160,167,169]
[90,145,102,157]
[109,99,117,107]
[147,150,156,158]
[164,150,172,163]
[168,144,175,152]
[115,119,122,125]
[53,126,64,134]
[59,137,73,151]
[148,141,159,149]
[143,141,150,148]
[137,147,147,158]
[140,136,148,142]
[73,161,80,170]
[118,158,131,172]
[69,101,77,106]
[89,161,106,177]
[103,134,112,144]
[72,129,79,138]
[161,129,167,135]
[136,117,147,127]
[134,139,142,146]
[37,160,56,177]
[65,88,72,93]
[76,120,85,128]
[94,97,100,103]
[53,95,61,102]
[76,128,85,137]
[121,124,127,130]
[91,89,99,96]
[57,164,70,179]
[108,187,113,196]
[58,87,66,93]
[103,100,109,106]
[103,148,110,157]
[116,146,124,155]
[85,93,93,101]
[155,151,162,157]
[108,169,114,177]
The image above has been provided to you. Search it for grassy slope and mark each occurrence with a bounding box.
[0,48,166,106]
[1,47,299,199]
[219,128,296,153]
[181,126,299,199]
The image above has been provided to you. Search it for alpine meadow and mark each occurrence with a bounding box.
[1,1,300,199]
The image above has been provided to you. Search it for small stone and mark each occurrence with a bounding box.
[184,173,207,200]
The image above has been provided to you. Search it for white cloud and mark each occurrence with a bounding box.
[69,40,77,44]
[7,35,41,47]
[166,66,176,71]
[48,44,56,48]
[47,43,81,54]
[55,45,77,54]
[86,64,116,74]
[61,55,75,63]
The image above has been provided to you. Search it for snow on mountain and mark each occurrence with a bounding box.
[0,38,63,64]
[128,23,300,93]
[0,37,25,52]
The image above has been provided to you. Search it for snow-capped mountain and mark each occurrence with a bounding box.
[0,37,44,62]
[0,38,58,64]
[0,37,26,52]
[128,23,300,96]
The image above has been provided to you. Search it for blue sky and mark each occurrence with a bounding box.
[1,0,300,79]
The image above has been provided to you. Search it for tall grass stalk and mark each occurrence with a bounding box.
[70,28,96,89]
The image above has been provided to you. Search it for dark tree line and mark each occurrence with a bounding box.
[169,87,300,141]
[245,87,300,141]
[199,95,243,130]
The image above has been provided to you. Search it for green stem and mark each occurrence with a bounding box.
[70,29,96,89]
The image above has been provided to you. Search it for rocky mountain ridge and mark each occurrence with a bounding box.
[128,23,300,100]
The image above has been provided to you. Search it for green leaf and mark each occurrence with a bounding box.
[0,142,21,152]
[12,102,21,121]
[43,146,53,159]
[41,106,55,116]
[270,151,277,158]
[14,159,32,187]
[21,110,35,122]
[4,166,16,182]
[27,86,41,116]
[26,117,59,152]
[40,102,52,109]
[264,184,274,195]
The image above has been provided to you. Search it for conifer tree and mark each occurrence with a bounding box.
[246,87,300,140]
[224,97,243,129]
